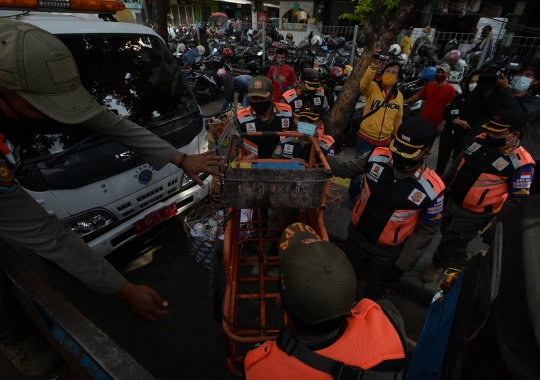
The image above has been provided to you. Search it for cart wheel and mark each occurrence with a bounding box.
[209,240,225,323]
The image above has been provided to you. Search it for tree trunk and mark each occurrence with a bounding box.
[331,0,432,134]
[152,0,168,43]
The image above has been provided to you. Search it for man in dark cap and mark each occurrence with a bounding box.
[282,68,334,138]
[236,76,293,159]
[272,104,335,159]
[422,110,535,283]
[244,223,407,379]
[466,24,493,59]
[327,118,445,300]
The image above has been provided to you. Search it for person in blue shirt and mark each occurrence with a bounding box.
[182,40,200,67]
[466,25,493,61]
[220,73,253,111]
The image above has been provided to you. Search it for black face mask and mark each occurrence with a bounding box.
[251,100,272,115]
[392,154,420,170]
[485,134,510,148]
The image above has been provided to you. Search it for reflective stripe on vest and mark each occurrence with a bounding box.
[352,147,444,245]
[244,298,406,379]
[451,139,535,213]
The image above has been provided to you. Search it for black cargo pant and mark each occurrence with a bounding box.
[435,126,469,176]
[343,223,404,300]
[431,198,492,268]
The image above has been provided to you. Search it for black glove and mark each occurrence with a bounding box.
[384,264,404,283]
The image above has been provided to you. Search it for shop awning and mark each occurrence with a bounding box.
[215,0,252,4]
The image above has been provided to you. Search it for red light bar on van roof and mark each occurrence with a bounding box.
[0,0,126,13]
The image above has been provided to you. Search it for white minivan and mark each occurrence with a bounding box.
[5,6,211,256]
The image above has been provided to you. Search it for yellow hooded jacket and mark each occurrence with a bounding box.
[358,63,403,142]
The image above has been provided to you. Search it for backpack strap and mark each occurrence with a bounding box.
[278,328,400,380]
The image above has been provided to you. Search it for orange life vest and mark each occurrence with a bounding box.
[451,134,535,213]
[351,147,444,245]
[244,299,406,380]
[237,103,293,158]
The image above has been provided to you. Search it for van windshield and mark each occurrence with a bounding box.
[22,34,197,161]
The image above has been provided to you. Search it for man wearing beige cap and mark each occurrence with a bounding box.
[0,19,226,376]
[244,223,407,379]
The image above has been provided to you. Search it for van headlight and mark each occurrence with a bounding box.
[62,211,116,239]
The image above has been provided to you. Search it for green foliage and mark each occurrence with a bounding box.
[339,0,399,23]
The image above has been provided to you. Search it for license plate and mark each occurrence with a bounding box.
[134,203,178,235]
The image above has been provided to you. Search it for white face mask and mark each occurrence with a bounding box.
[469,83,477,92]
[511,76,533,92]
[297,121,317,136]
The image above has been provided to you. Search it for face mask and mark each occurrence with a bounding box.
[392,154,420,170]
[421,32,427,37]
[382,74,398,87]
[297,121,317,136]
[435,74,447,83]
[485,133,512,148]
[468,83,477,92]
[511,76,533,92]
[276,60,285,66]
[251,100,272,114]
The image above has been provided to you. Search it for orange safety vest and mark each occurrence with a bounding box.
[351,147,444,245]
[451,134,535,213]
[244,299,406,379]
[237,103,293,158]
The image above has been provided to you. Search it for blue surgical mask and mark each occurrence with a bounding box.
[511,76,533,92]
[421,32,427,37]
[297,121,317,136]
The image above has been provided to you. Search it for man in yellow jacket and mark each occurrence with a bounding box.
[347,54,404,209]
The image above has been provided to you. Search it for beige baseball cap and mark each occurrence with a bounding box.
[0,19,102,124]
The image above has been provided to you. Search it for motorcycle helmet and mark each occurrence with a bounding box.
[327,39,338,50]
[286,33,293,41]
[337,37,346,49]
[277,33,284,41]
[222,47,233,57]
[197,45,205,55]
[443,49,461,64]
[330,66,344,80]
[298,39,309,49]
[343,65,353,75]
[388,44,401,56]
[418,66,436,82]
[217,68,228,77]
[177,43,186,53]
[445,38,459,54]
[265,36,273,46]
[321,45,329,52]
[311,35,323,46]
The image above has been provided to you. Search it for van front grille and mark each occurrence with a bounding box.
[137,186,163,203]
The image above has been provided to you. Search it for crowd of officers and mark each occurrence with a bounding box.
[0,18,539,379]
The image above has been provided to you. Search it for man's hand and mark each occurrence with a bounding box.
[498,74,509,89]
[173,150,227,188]
[114,282,168,322]
[437,122,445,133]
[457,119,471,130]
